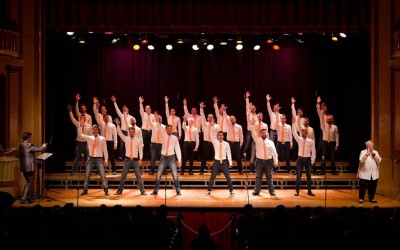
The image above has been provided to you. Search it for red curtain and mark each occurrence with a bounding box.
[45,0,370,33]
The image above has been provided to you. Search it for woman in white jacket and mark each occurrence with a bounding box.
[358,140,382,203]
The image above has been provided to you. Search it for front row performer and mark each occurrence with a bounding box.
[357,140,381,203]
[78,124,110,196]
[205,131,235,196]
[251,128,278,196]
[114,118,147,195]
[292,118,316,196]
[150,125,182,196]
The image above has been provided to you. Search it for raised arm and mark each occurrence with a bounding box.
[165,96,170,119]
[68,105,79,126]
[111,95,123,118]
[93,97,102,125]
[75,93,81,117]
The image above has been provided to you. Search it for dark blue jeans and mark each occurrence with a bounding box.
[150,143,162,172]
[295,157,312,192]
[207,160,233,192]
[118,158,145,192]
[254,159,275,194]
[153,155,180,192]
[83,157,108,193]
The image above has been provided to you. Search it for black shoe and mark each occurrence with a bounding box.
[148,171,154,175]
[270,192,276,196]
[238,171,243,175]
[199,170,204,175]
[189,171,194,175]
[114,190,123,195]
[230,191,235,196]
[141,190,147,195]
[163,171,168,175]
[176,191,181,196]
[252,192,259,196]
[180,171,184,175]
[150,191,158,195]
[70,171,76,176]
[105,190,109,196]
[81,190,88,195]
[307,192,315,196]
[359,199,364,203]
[294,192,299,196]
[112,171,117,175]
[370,199,377,203]
[20,199,33,204]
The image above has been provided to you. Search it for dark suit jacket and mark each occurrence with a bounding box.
[19,142,46,172]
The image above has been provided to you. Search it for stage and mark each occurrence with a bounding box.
[12,187,400,209]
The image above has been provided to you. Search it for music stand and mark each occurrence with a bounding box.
[36,153,55,202]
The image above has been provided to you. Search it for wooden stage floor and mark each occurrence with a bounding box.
[12,187,400,210]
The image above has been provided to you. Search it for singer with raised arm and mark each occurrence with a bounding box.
[357,140,382,203]
[19,132,47,204]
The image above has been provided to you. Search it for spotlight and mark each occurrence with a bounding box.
[78,37,85,44]
[66,32,74,36]
[220,41,227,45]
[207,44,214,50]
[266,38,273,44]
[253,45,261,50]
[339,33,347,38]
[272,44,280,51]
[331,34,338,42]
[140,39,148,45]
[133,44,140,50]
[147,45,155,50]
[192,44,199,51]
[236,44,243,50]
[105,31,113,35]
[166,44,173,50]
[177,39,184,44]
[111,38,120,44]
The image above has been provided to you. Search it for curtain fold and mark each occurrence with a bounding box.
[45,0,370,33]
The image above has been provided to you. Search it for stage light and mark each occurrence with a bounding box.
[147,45,155,50]
[339,33,347,38]
[192,44,199,50]
[140,39,148,45]
[266,38,273,44]
[331,34,338,42]
[207,44,214,50]
[253,44,260,50]
[111,38,120,44]
[133,44,140,50]
[166,44,173,50]
[220,41,227,45]
[272,44,280,51]
[105,31,113,35]
[177,39,184,44]
[236,44,243,50]
[66,32,74,36]
[79,37,85,44]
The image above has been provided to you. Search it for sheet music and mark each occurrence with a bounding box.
[37,152,53,161]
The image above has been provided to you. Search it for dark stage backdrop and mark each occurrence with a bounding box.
[44,33,370,173]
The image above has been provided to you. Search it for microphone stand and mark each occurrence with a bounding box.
[164,164,168,205]
[243,153,250,204]
[322,156,327,208]
[76,153,84,207]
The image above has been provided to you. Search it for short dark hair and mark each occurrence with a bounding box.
[22,132,32,141]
